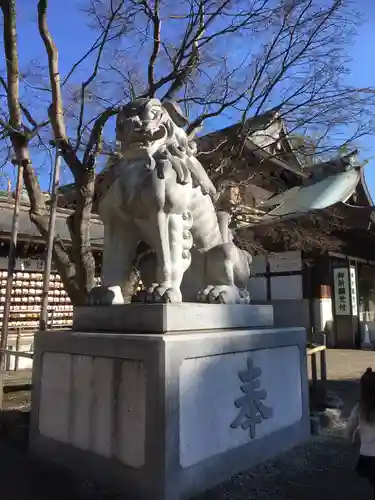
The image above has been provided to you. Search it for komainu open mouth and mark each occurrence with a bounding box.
[127,124,167,146]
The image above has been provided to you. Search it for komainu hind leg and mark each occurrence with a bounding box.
[198,243,250,304]
[197,211,251,304]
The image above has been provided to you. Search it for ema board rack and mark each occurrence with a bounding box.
[0,270,101,329]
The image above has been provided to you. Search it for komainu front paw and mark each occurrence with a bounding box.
[87,285,125,305]
[197,285,250,304]
[145,284,182,303]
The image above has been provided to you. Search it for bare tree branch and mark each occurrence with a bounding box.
[83,106,119,165]
[141,0,161,96]
[37,0,67,142]
[0,0,44,210]
[75,0,124,151]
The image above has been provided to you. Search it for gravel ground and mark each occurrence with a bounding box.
[0,424,370,500]
[199,431,368,500]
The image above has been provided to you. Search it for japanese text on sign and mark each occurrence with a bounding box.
[349,267,358,316]
[333,268,350,316]
[0,257,56,272]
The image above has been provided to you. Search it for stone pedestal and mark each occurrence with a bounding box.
[30,304,309,500]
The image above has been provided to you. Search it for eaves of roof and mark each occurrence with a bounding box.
[0,198,104,246]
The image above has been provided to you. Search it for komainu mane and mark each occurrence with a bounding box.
[88,98,252,305]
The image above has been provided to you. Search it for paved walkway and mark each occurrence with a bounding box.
[326,349,375,380]
[1,350,375,499]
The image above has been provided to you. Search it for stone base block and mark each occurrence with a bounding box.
[30,317,309,500]
[72,303,274,333]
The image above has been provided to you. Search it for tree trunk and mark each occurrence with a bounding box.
[67,168,96,304]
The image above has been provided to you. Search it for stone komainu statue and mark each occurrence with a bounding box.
[89,98,252,305]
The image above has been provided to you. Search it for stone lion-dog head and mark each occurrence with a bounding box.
[115,98,217,200]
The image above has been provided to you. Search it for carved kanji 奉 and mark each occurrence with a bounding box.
[231,357,273,439]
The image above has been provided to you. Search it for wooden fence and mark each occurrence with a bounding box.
[2,328,33,371]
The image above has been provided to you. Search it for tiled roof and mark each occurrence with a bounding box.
[0,198,103,246]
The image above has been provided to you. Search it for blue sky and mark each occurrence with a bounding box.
[4,0,375,198]
[345,0,375,198]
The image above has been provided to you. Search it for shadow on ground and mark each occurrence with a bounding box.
[310,379,359,415]
[325,379,359,415]
[0,378,371,500]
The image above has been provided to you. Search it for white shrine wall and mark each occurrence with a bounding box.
[248,250,311,330]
